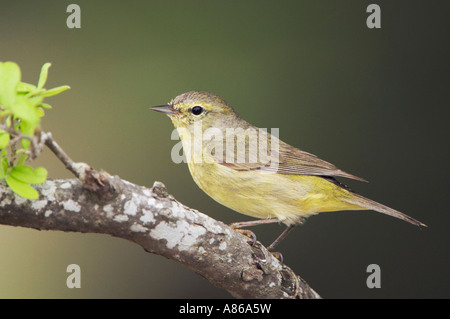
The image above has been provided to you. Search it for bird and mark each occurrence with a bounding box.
[151,91,426,251]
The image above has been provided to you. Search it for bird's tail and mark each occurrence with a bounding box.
[344,193,427,227]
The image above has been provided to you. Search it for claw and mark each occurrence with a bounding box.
[269,251,284,263]
[230,227,257,246]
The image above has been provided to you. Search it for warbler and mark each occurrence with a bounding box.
[152,91,425,250]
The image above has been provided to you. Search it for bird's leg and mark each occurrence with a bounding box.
[267,224,297,251]
[266,224,297,262]
[230,218,279,229]
[229,218,279,246]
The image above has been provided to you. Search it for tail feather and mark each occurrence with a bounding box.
[345,194,427,227]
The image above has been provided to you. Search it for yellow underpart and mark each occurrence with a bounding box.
[186,155,365,226]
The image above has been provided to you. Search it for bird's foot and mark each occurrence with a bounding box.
[230,224,257,246]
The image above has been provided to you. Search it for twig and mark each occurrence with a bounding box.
[42,132,116,200]
[42,132,86,179]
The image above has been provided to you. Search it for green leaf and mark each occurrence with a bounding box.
[25,89,44,99]
[0,62,21,108]
[17,119,36,149]
[21,139,30,149]
[10,165,47,184]
[5,115,11,128]
[17,154,28,166]
[0,130,9,149]
[18,118,38,136]
[15,148,27,155]
[0,156,8,179]
[36,107,45,118]
[38,103,52,109]
[6,175,39,199]
[37,63,51,90]
[17,82,37,94]
[10,94,40,127]
[27,94,44,105]
[40,85,70,97]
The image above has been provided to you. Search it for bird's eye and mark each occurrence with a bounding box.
[191,106,204,116]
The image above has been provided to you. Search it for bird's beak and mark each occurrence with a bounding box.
[150,104,178,115]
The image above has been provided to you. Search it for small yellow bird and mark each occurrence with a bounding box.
[152,91,426,251]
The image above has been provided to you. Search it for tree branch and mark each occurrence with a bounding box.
[0,132,321,299]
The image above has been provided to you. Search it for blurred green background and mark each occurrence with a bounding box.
[0,0,448,298]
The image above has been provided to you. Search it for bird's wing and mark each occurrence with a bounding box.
[216,132,367,182]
